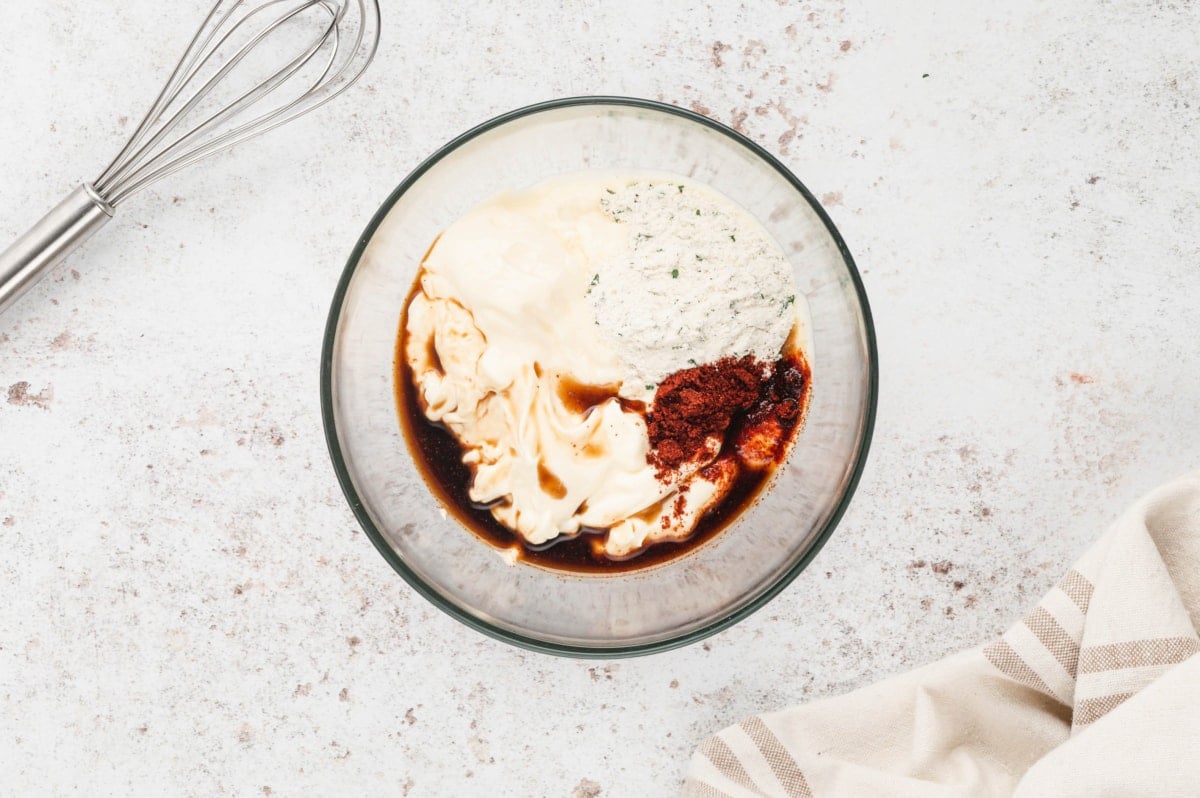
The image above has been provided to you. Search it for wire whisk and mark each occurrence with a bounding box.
[0,0,381,317]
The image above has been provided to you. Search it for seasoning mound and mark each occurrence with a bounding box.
[399,171,812,568]
[647,354,807,477]
[647,356,763,473]
[588,179,801,400]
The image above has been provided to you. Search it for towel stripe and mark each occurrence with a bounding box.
[983,639,1053,694]
[1024,607,1081,676]
[698,735,758,793]
[1074,692,1135,726]
[1057,570,1094,612]
[739,717,814,798]
[1078,637,1199,674]
[681,780,734,798]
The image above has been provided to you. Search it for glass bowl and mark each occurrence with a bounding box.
[321,97,877,657]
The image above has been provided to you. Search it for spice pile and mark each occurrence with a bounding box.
[647,353,808,475]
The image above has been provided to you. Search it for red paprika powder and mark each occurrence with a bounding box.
[646,352,808,477]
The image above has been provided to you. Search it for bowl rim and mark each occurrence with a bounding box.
[320,95,879,658]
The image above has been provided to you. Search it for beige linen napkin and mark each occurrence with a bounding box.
[683,472,1200,797]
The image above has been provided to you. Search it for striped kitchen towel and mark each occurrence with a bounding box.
[683,472,1200,797]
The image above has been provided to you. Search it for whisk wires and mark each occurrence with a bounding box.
[94,0,380,207]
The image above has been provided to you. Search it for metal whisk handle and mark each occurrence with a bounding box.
[0,185,113,317]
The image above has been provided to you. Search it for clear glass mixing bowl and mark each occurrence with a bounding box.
[321,97,877,656]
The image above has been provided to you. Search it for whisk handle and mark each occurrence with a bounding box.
[0,184,113,317]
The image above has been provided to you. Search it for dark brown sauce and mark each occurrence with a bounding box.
[536,461,568,500]
[423,336,443,374]
[394,279,812,574]
[557,376,647,417]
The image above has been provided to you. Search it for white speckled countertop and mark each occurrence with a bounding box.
[3,1,1199,795]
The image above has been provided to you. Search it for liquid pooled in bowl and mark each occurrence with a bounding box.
[395,172,812,572]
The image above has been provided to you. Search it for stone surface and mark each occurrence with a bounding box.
[2,1,1199,795]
